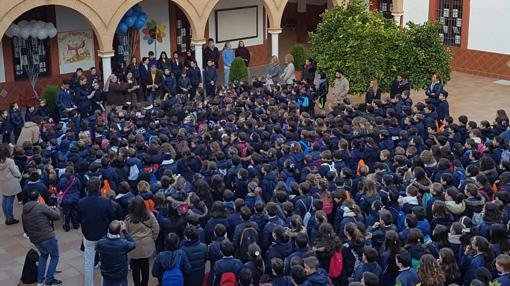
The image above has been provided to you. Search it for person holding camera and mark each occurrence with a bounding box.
[22,190,62,286]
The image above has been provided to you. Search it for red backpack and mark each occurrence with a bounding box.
[220,272,238,286]
[328,251,343,279]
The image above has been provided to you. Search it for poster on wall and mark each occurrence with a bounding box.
[58,30,95,74]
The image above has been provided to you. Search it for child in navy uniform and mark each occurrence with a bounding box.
[395,250,419,286]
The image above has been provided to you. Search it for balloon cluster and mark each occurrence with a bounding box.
[5,20,58,40]
[117,5,148,34]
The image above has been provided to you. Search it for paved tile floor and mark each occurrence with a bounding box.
[1,70,509,285]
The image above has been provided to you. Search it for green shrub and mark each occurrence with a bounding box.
[290,44,308,71]
[310,0,451,94]
[230,57,249,82]
[43,85,58,112]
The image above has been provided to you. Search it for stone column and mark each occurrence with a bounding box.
[268,28,282,58]
[98,50,115,83]
[392,0,404,28]
[191,39,206,72]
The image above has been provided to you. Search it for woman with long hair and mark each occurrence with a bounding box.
[244,243,265,285]
[417,254,446,286]
[365,79,381,105]
[157,51,170,71]
[0,143,21,224]
[313,223,342,272]
[280,54,296,84]
[380,230,402,286]
[438,248,462,285]
[125,196,160,286]
[490,223,510,257]
[266,55,281,85]
[125,71,142,104]
[464,235,494,285]
[341,222,366,284]
[235,40,250,67]
[301,57,316,85]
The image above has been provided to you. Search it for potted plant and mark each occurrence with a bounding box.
[290,43,308,80]
[230,57,249,82]
[43,85,58,113]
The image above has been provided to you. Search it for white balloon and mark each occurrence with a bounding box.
[29,25,38,38]
[35,21,45,30]
[37,28,48,40]
[17,20,29,27]
[10,24,20,37]
[48,27,57,38]
[20,27,30,39]
[46,22,55,30]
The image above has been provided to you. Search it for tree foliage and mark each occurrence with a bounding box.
[230,57,249,82]
[310,0,451,94]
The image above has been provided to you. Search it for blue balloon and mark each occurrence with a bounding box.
[139,12,148,21]
[125,16,135,28]
[117,23,128,34]
[133,5,143,12]
[125,10,134,17]
[134,19,145,30]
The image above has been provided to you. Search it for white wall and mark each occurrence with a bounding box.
[403,0,429,25]
[208,0,264,50]
[0,41,5,83]
[468,0,510,55]
[139,0,171,58]
[55,6,96,73]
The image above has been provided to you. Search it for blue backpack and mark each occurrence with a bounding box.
[285,176,296,191]
[299,140,312,154]
[300,96,310,108]
[162,252,183,286]
[390,207,406,232]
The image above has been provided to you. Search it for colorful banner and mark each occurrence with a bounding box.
[58,30,95,74]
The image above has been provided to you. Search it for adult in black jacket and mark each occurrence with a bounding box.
[77,176,115,286]
[203,38,220,69]
[181,225,208,286]
[390,74,410,98]
[365,79,382,105]
[22,191,61,286]
[74,76,93,117]
[96,220,136,286]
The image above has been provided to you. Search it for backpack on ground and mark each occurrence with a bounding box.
[20,248,39,284]
[162,252,183,286]
[220,272,238,286]
[390,207,406,232]
[237,225,259,261]
[300,199,313,228]
[328,251,343,279]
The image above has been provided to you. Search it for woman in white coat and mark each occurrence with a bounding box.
[280,54,296,84]
[0,143,22,225]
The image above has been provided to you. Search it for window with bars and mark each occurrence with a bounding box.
[379,0,394,19]
[438,0,463,47]
[176,9,191,54]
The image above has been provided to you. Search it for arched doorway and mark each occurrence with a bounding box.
[0,5,103,107]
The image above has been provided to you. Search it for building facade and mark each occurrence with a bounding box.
[0,0,508,107]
